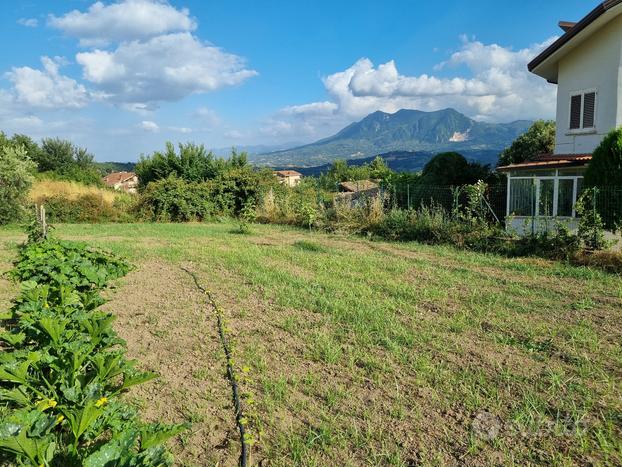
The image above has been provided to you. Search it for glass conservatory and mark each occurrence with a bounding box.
[498,155,591,235]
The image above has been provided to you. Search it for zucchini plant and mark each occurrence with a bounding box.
[0,236,186,466]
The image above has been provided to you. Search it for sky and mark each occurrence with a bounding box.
[0,0,596,162]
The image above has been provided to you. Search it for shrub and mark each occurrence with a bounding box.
[137,176,216,222]
[513,223,581,260]
[37,193,135,223]
[583,127,622,229]
[584,127,622,188]
[0,145,36,225]
[576,190,609,250]
[572,250,622,273]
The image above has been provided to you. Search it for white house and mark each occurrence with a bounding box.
[498,0,622,234]
[274,170,303,187]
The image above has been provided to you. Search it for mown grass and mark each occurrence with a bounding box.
[1,222,620,465]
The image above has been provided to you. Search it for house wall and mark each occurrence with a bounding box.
[555,14,622,154]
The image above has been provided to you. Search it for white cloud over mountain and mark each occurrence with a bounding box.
[48,0,196,46]
[265,37,558,141]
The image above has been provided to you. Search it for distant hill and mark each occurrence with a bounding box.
[253,108,531,167]
[274,148,501,177]
[96,161,136,174]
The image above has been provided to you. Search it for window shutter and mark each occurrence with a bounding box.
[570,94,582,129]
[583,92,596,128]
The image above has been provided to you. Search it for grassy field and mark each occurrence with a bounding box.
[1,222,621,466]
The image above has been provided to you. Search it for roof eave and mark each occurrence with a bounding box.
[528,0,622,79]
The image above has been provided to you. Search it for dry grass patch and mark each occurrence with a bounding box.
[29,179,122,204]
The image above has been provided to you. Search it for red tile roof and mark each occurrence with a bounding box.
[103,171,137,185]
[497,153,592,172]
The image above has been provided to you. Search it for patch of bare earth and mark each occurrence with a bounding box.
[102,260,239,466]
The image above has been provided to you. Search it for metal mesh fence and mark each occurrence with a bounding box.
[374,182,622,228]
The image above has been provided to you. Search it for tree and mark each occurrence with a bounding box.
[0,145,36,224]
[584,127,622,187]
[135,142,248,186]
[498,120,555,166]
[38,138,75,172]
[583,127,622,230]
[420,152,491,186]
[368,156,392,179]
[34,137,101,185]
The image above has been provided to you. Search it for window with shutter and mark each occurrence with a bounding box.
[570,94,582,129]
[583,92,596,128]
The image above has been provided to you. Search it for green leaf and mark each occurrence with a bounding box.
[63,402,104,442]
[120,371,157,391]
[83,439,123,467]
[39,317,67,345]
[140,423,188,451]
[0,331,26,346]
[0,386,31,407]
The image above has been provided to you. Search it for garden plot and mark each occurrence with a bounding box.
[1,222,620,466]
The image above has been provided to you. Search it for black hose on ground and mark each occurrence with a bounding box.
[181,267,248,467]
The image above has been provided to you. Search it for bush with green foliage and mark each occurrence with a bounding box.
[38,193,136,223]
[38,138,102,186]
[317,156,393,189]
[136,160,280,222]
[498,120,555,166]
[135,142,249,186]
[575,189,610,249]
[584,127,622,187]
[1,132,102,186]
[419,152,492,186]
[583,127,622,229]
[0,145,36,225]
[136,176,217,222]
[0,236,185,465]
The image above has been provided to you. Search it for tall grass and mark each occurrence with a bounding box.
[28,178,136,223]
[29,179,123,204]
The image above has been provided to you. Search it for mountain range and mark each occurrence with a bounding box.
[252,108,531,168]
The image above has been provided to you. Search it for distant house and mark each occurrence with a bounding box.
[274,170,302,187]
[338,180,379,194]
[336,180,381,206]
[498,0,622,234]
[103,171,138,193]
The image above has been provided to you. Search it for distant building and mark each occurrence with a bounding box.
[498,0,622,234]
[274,170,302,187]
[336,180,382,207]
[103,171,139,193]
[338,180,379,194]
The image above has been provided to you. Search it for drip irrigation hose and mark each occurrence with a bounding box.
[181,267,248,467]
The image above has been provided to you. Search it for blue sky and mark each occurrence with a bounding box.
[1,0,595,161]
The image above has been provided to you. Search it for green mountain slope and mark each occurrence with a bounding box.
[254,108,531,167]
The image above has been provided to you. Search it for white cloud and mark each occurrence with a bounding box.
[48,0,196,46]
[5,56,90,109]
[140,120,159,132]
[17,18,38,28]
[76,32,257,105]
[281,101,338,116]
[169,126,192,133]
[265,37,558,140]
